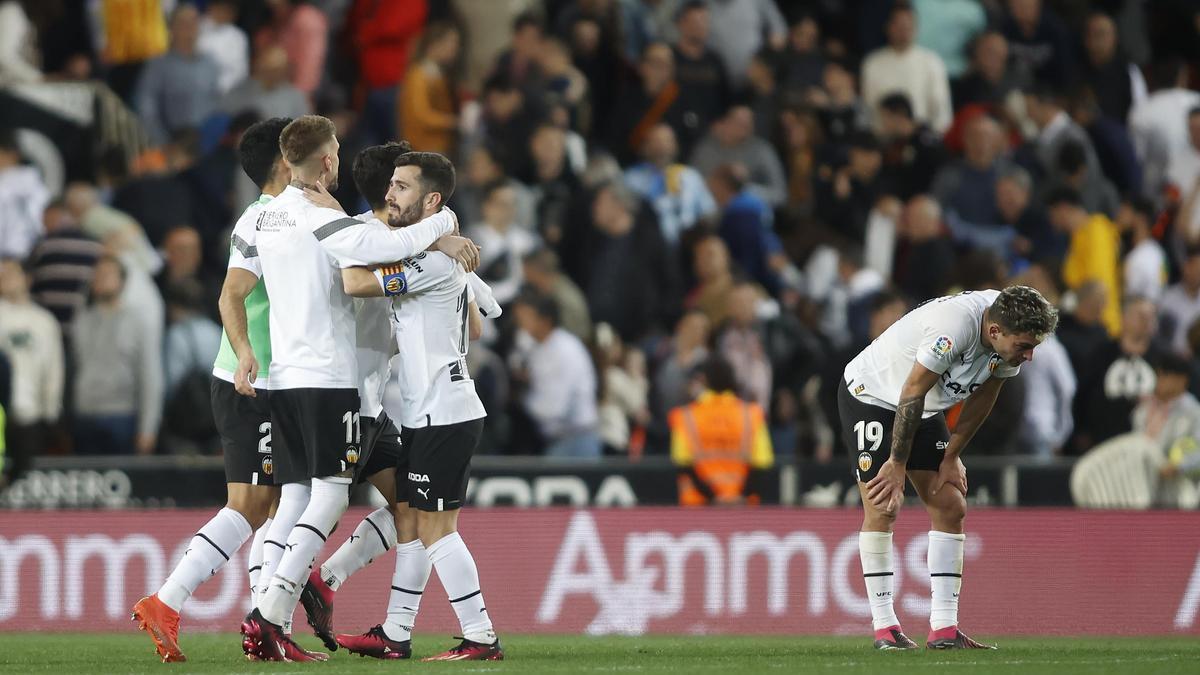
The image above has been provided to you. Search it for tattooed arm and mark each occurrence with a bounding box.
[865,362,941,510]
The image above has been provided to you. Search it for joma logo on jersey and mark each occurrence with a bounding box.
[408,472,431,483]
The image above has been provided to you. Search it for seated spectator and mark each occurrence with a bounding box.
[1053,139,1119,219]
[470,74,541,193]
[777,12,825,101]
[253,0,327,96]
[685,234,737,328]
[538,39,590,137]
[669,355,773,506]
[652,309,712,423]
[510,292,600,459]
[708,163,793,295]
[468,181,539,307]
[778,106,824,216]
[877,92,945,200]
[0,258,63,484]
[491,11,545,94]
[952,32,1019,111]
[1118,196,1167,303]
[932,114,1014,229]
[0,129,50,260]
[197,0,248,95]
[894,195,955,301]
[716,282,773,408]
[860,2,953,134]
[454,144,536,230]
[624,123,717,246]
[1023,83,1103,188]
[220,45,310,121]
[161,279,220,450]
[814,131,889,243]
[1130,353,1200,507]
[999,167,1063,265]
[156,225,221,321]
[1065,91,1143,198]
[595,324,650,454]
[26,200,103,328]
[690,105,787,207]
[810,60,869,145]
[670,1,730,156]
[1080,10,1146,126]
[1002,0,1075,87]
[72,255,163,455]
[527,124,582,246]
[521,248,591,342]
[398,21,461,156]
[705,0,786,87]
[112,131,201,248]
[563,181,677,342]
[606,42,686,165]
[1072,297,1160,453]
[1047,187,1121,336]
[1160,246,1200,356]
[134,4,220,145]
[1056,279,1110,378]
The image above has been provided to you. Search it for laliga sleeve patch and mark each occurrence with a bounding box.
[379,264,408,296]
[930,335,953,358]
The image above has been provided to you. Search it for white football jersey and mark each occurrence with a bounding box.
[375,250,487,428]
[843,289,1020,415]
[256,186,454,389]
[213,194,269,386]
[351,211,396,418]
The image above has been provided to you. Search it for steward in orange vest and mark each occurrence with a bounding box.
[668,357,773,505]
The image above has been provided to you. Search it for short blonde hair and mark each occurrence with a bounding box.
[279,115,335,166]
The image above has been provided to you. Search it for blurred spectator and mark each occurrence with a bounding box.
[0,0,42,85]
[563,11,626,134]
[156,225,220,320]
[811,60,869,145]
[161,278,220,449]
[0,258,63,481]
[1023,84,1103,190]
[951,30,1020,111]
[71,255,162,455]
[777,12,824,98]
[595,323,650,454]
[1118,196,1167,303]
[134,4,220,146]
[690,105,787,208]
[704,0,786,86]
[877,92,945,200]
[670,355,773,506]
[1001,0,1074,87]
[538,39,590,136]
[1056,279,1110,379]
[0,129,50,260]
[606,42,685,165]
[624,123,717,246]
[814,243,885,349]
[511,291,601,458]
[1139,354,1200,506]
[1066,90,1143,197]
[860,2,953,134]
[778,106,823,216]
[221,45,311,121]
[999,167,1062,265]
[111,130,201,247]
[253,0,327,96]
[0,351,10,485]
[346,0,428,144]
[1166,108,1200,243]
[398,21,461,155]
[95,0,169,101]
[527,124,581,246]
[1129,59,1199,198]
[521,248,592,343]
[455,144,536,230]
[1160,246,1200,356]
[912,0,985,80]
[468,181,539,307]
[1054,139,1119,219]
[894,195,955,301]
[26,199,103,328]
[1080,10,1147,126]
[716,282,772,407]
[1047,187,1121,336]
[708,163,794,295]
[197,0,248,95]
[493,11,544,92]
[1017,328,1076,458]
[685,234,736,327]
[1072,297,1160,453]
[815,131,888,243]
[653,309,712,422]
[670,1,730,157]
[470,74,540,187]
[563,181,677,342]
[933,115,1013,229]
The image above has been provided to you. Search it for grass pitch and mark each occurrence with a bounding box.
[0,633,1196,674]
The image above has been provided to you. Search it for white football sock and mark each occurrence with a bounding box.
[320,507,396,591]
[428,532,495,644]
[259,483,310,606]
[260,477,350,626]
[928,530,965,631]
[382,540,431,642]
[248,518,271,607]
[859,531,899,631]
[159,508,252,612]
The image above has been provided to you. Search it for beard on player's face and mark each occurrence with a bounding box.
[387,196,424,228]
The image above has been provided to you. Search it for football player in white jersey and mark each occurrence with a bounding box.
[238,116,480,662]
[336,151,503,661]
[838,286,1057,650]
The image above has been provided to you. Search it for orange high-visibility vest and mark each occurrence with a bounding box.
[670,392,770,506]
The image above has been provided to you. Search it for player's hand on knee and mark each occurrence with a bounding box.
[866,458,905,509]
[932,455,967,496]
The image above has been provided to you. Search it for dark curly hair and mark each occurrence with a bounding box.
[990,285,1059,338]
[352,141,413,210]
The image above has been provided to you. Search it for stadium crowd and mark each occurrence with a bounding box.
[2,0,1200,479]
